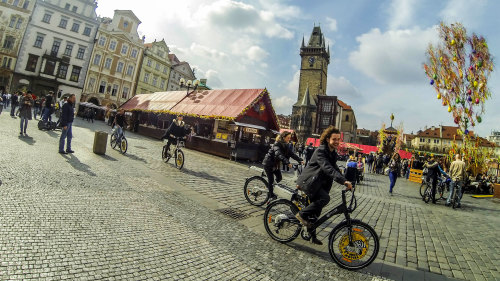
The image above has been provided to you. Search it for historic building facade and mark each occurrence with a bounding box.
[12,0,98,100]
[167,53,195,91]
[135,39,171,94]
[81,10,144,108]
[0,0,35,93]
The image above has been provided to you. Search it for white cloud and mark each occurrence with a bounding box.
[286,70,300,94]
[327,76,362,100]
[273,96,295,113]
[440,0,487,28]
[247,46,269,61]
[348,26,438,84]
[325,17,338,32]
[388,0,417,29]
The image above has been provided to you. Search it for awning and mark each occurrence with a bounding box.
[234,122,267,131]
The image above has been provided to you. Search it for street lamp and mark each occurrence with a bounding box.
[179,78,199,95]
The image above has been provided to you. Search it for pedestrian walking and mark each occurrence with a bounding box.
[42,91,54,122]
[6,92,11,108]
[446,154,466,208]
[10,92,19,117]
[388,152,402,195]
[366,153,374,173]
[59,94,75,154]
[0,95,3,115]
[19,93,33,136]
[304,143,315,166]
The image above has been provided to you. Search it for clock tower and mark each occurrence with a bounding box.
[291,25,330,142]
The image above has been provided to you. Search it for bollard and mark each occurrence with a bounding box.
[93,131,108,155]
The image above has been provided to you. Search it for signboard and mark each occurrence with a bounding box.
[245,127,258,134]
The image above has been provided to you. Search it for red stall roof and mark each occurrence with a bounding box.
[120,91,187,112]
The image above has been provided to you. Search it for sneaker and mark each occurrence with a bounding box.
[295,213,312,228]
[58,151,67,154]
[66,150,75,153]
[311,237,323,245]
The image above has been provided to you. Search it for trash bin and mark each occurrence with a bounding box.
[93,131,108,155]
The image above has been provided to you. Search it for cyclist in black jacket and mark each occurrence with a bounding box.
[112,109,127,141]
[161,115,189,156]
[262,131,303,200]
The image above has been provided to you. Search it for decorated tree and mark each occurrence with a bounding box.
[423,22,494,171]
[377,114,403,155]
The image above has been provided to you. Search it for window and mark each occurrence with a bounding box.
[42,13,51,23]
[98,36,106,46]
[71,22,80,33]
[126,65,134,76]
[323,101,332,112]
[13,0,19,6]
[155,62,160,71]
[121,44,128,55]
[43,59,56,75]
[83,27,91,36]
[2,36,15,49]
[122,87,129,99]
[143,72,149,83]
[104,58,112,69]
[9,17,16,28]
[109,41,116,51]
[65,3,70,9]
[2,57,12,68]
[123,21,128,28]
[152,76,157,86]
[345,115,349,122]
[420,138,424,142]
[147,59,152,67]
[25,54,38,71]
[51,39,61,56]
[98,81,106,93]
[15,18,23,29]
[116,62,124,73]
[22,0,29,9]
[163,66,168,74]
[72,6,77,12]
[160,79,165,89]
[111,84,118,96]
[59,18,68,28]
[87,77,95,91]
[131,49,138,58]
[63,43,73,56]
[427,139,430,143]
[321,115,330,126]
[157,50,164,58]
[76,47,85,59]
[93,54,101,65]
[57,64,68,79]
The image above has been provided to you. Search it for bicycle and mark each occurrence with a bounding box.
[243,163,302,206]
[162,137,185,170]
[419,176,448,200]
[110,128,128,154]
[264,187,379,270]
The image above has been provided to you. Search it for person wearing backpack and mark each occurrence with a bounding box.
[262,131,303,200]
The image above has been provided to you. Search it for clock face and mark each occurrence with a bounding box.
[308,56,315,65]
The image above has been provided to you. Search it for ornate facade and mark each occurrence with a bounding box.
[81,10,144,108]
[135,39,171,94]
[0,0,35,93]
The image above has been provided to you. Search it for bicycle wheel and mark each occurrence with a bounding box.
[452,189,458,209]
[162,146,171,162]
[110,133,117,148]
[328,220,379,270]
[119,137,128,154]
[175,149,184,170]
[264,199,301,243]
[243,176,270,206]
[419,182,427,198]
[436,184,444,200]
[423,185,432,203]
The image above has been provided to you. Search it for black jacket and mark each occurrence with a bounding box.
[11,95,18,105]
[162,120,188,139]
[305,146,315,159]
[262,141,301,169]
[424,161,440,180]
[297,144,347,196]
[60,102,74,127]
[45,95,53,108]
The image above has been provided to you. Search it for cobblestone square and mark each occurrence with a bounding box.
[0,114,499,280]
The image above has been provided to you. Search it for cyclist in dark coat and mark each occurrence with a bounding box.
[295,126,352,245]
[262,131,303,200]
[161,115,190,155]
[304,143,315,166]
[423,157,445,204]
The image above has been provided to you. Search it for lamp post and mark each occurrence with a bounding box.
[179,78,199,95]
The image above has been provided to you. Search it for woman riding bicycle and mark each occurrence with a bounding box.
[112,109,127,140]
[161,115,189,156]
[262,131,303,201]
[295,126,353,245]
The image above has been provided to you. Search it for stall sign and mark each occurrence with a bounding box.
[216,133,222,139]
[245,127,258,134]
[221,134,228,140]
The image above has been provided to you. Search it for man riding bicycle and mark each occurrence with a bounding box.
[295,126,353,245]
[112,109,127,141]
[161,115,189,157]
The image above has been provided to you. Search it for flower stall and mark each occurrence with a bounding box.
[119,89,280,161]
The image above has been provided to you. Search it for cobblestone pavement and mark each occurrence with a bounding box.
[0,114,387,280]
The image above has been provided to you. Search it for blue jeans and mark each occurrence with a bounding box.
[447,180,463,205]
[59,122,73,152]
[389,171,397,192]
[42,108,52,122]
[20,116,28,133]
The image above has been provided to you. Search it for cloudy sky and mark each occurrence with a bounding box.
[96,0,500,137]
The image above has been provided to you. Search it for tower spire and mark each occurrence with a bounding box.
[301,35,305,48]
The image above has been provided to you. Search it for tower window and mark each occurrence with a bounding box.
[345,115,349,122]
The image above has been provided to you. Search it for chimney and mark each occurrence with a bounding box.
[440,125,443,138]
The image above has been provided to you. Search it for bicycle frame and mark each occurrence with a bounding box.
[306,190,356,231]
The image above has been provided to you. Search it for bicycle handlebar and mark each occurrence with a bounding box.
[342,188,357,212]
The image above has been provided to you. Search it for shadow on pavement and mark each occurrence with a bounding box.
[99,154,118,161]
[46,130,59,138]
[18,135,36,145]
[180,168,227,184]
[123,153,148,164]
[66,154,96,176]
